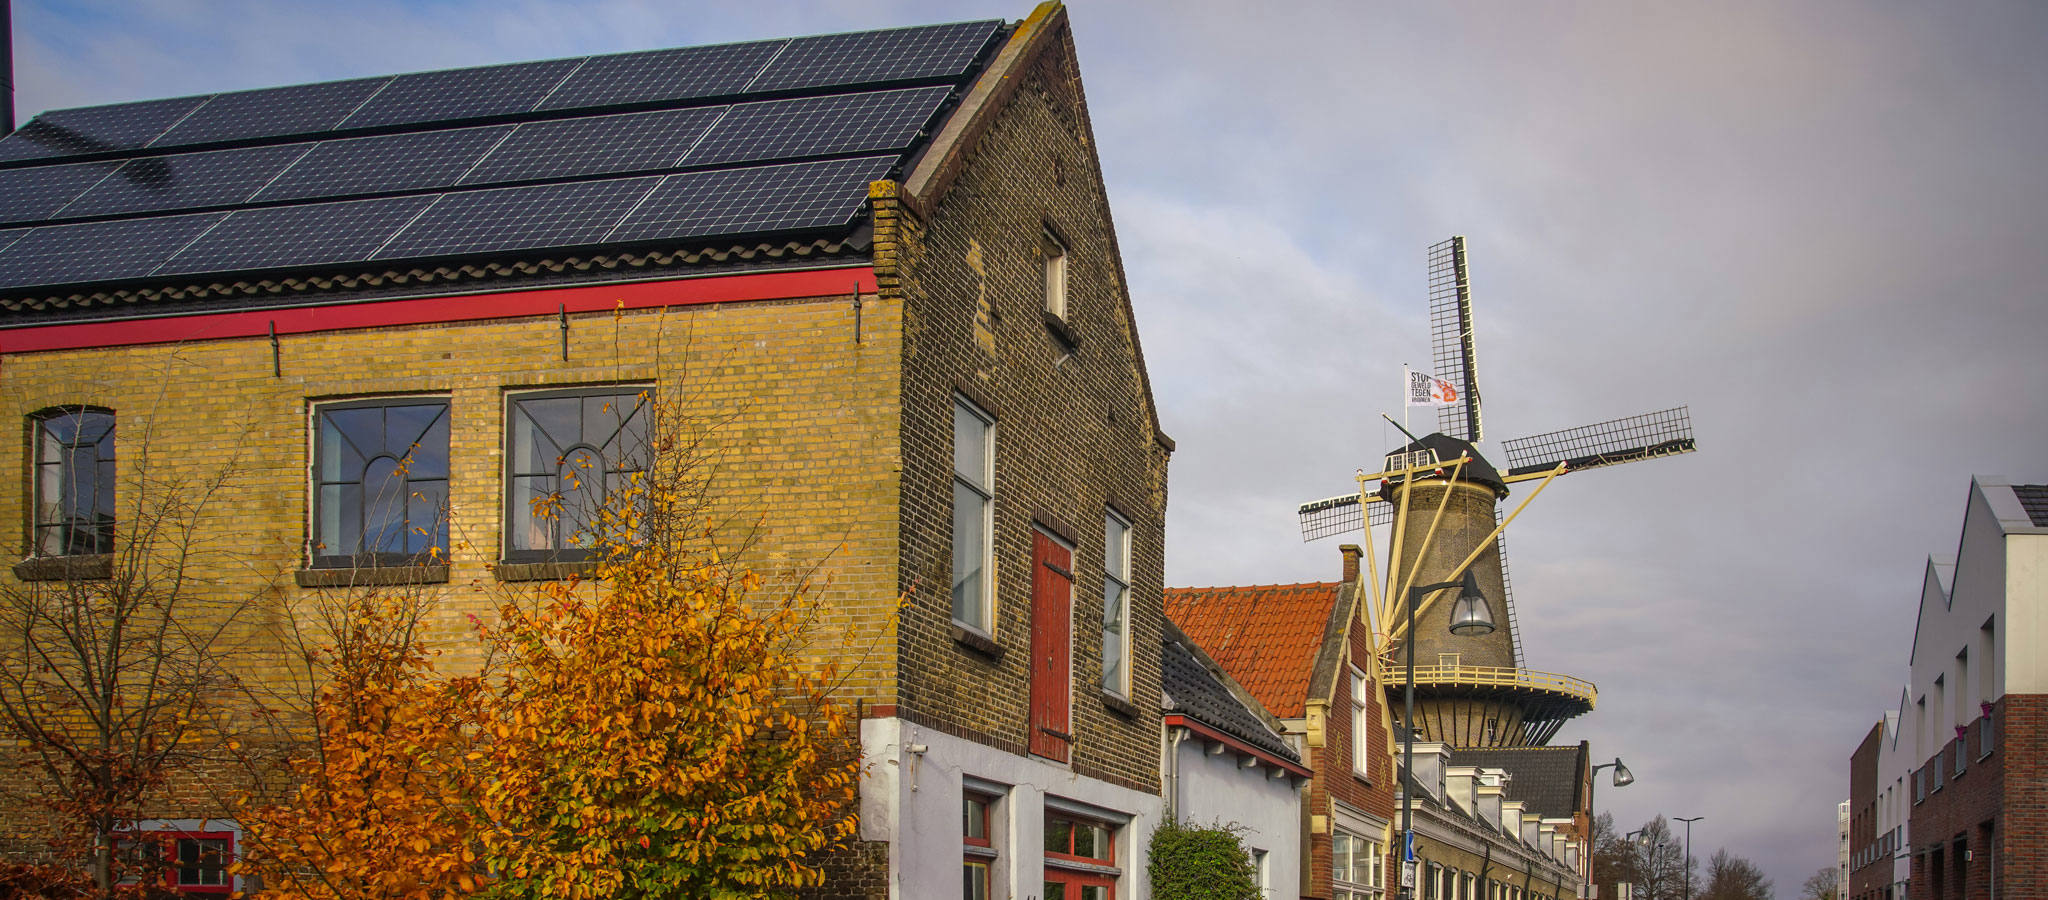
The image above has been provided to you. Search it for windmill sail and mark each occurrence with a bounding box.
[1429,236,1482,442]
[1500,406,1697,477]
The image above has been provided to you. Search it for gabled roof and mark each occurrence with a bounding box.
[1450,745,1586,820]
[1166,581,1341,719]
[0,19,1009,313]
[1160,622,1299,762]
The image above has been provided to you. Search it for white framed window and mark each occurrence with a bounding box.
[951,397,995,631]
[1351,666,1371,776]
[1100,510,1132,695]
[1042,228,1069,319]
[1332,830,1386,898]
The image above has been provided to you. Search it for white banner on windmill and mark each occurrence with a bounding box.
[1406,368,1460,407]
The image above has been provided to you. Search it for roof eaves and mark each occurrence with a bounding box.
[1304,580,1359,705]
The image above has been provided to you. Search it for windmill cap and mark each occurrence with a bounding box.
[1378,433,1508,498]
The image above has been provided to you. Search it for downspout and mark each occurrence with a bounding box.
[1165,725,1187,822]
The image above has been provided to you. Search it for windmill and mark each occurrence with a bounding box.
[1299,236,1697,747]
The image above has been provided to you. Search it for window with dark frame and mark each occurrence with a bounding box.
[1044,809,1115,900]
[504,387,652,563]
[963,791,996,900]
[311,399,449,568]
[117,827,234,896]
[32,407,116,557]
[1100,510,1131,696]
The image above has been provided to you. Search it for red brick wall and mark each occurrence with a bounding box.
[1304,583,1399,900]
[2000,694,2048,900]
[1851,720,1884,900]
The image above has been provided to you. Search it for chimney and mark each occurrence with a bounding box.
[1340,544,1361,583]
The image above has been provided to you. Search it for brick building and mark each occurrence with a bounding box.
[0,5,1176,897]
[1852,477,2048,900]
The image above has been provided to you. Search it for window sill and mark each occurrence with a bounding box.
[494,561,597,582]
[1100,690,1140,719]
[952,623,1005,661]
[1044,310,1082,352]
[295,565,450,588]
[13,554,114,582]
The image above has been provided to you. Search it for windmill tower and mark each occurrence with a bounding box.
[1299,236,1698,748]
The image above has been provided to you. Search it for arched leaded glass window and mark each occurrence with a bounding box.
[312,398,450,568]
[33,407,116,557]
[504,386,651,562]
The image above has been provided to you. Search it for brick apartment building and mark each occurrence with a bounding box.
[1850,477,2048,900]
[0,5,1178,897]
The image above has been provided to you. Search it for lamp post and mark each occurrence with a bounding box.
[1675,816,1704,900]
[1587,758,1634,861]
[1399,570,1493,900]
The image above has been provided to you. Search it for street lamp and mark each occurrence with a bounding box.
[1675,816,1704,900]
[1399,570,1493,900]
[1584,761,1632,900]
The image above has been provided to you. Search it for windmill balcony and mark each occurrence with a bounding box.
[1395,662,1598,748]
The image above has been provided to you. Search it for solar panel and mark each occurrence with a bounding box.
[684,86,950,168]
[0,228,29,256]
[374,177,660,260]
[538,40,784,111]
[608,155,893,242]
[0,213,225,289]
[255,126,513,203]
[459,107,723,186]
[746,20,1000,93]
[0,161,121,223]
[0,96,210,163]
[152,77,393,149]
[338,57,583,130]
[157,195,436,276]
[59,143,313,218]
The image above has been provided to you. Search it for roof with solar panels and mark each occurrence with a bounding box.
[0,18,1010,317]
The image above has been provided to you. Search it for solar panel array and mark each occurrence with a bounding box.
[0,19,1004,292]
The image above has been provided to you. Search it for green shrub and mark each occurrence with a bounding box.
[1148,820,1261,900]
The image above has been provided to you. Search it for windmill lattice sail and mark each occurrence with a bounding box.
[1500,406,1696,477]
[1429,236,1482,443]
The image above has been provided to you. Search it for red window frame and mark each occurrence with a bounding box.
[120,829,235,896]
[1044,810,1117,899]
[964,792,996,900]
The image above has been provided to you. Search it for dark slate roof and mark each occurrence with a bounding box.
[1451,745,1585,820]
[1162,629,1299,762]
[1376,432,1506,497]
[0,19,1007,310]
[2014,485,2048,528]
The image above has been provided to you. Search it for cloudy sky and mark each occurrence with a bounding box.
[17,0,2047,892]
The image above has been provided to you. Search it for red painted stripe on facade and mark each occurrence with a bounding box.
[0,266,878,354]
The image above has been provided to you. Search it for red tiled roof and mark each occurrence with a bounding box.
[1165,582,1340,719]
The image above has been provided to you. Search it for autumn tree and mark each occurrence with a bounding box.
[243,392,861,898]
[0,409,274,896]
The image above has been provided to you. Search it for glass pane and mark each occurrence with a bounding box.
[1045,881,1066,900]
[584,394,623,448]
[951,481,987,629]
[384,403,443,456]
[510,475,551,551]
[559,447,604,549]
[362,456,407,554]
[1044,818,1072,855]
[317,414,361,483]
[1103,514,1127,580]
[1333,833,1351,882]
[615,394,652,470]
[403,406,451,479]
[964,796,987,840]
[1102,579,1127,691]
[511,405,558,476]
[521,396,583,450]
[408,481,448,555]
[963,861,988,900]
[74,411,114,446]
[1081,887,1107,900]
[1071,822,1096,859]
[952,401,987,485]
[317,484,348,556]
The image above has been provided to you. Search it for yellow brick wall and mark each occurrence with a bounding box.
[0,289,905,708]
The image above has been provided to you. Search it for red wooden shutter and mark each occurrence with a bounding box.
[1028,529,1074,762]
